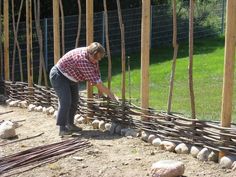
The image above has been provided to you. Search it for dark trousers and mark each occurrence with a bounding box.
[49,66,78,126]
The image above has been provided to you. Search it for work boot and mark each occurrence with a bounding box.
[66,124,82,132]
[59,126,73,137]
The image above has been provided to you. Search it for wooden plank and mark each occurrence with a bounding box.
[53,0,60,64]
[141,0,150,120]
[86,0,93,98]
[220,0,236,157]
[3,0,9,81]
[26,0,33,87]
[221,0,236,127]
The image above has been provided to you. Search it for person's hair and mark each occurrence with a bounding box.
[87,42,105,57]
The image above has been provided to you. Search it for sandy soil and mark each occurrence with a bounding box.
[0,105,236,177]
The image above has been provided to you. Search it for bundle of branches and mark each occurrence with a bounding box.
[0,138,91,176]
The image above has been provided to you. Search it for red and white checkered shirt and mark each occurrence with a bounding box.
[56,47,101,84]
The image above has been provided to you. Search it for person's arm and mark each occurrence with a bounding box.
[95,82,118,102]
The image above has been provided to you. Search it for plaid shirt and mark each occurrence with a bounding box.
[56,47,101,84]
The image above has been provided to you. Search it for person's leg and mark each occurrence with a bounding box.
[67,82,78,125]
[66,82,83,131]
[49,66,72,133]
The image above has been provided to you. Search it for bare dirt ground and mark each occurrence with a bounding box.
[1,105,236,177]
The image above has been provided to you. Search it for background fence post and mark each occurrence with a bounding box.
[44,18,48,71]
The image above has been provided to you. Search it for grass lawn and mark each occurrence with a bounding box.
[99,37,236,122]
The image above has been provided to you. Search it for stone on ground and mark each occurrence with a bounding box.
[190,146,202,158]
[152,138,162,147]
[99,120,106,131]
[148,134,156,143]
[208,151,218,162]
[175,143,189,154]
[160,141,176,152]
[197,148,210,161]
[92,119,100,129]
[220,156,236,169]
[151,160,185,177]
[0,120,16,139]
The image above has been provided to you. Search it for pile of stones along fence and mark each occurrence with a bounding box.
[1,80,236,169]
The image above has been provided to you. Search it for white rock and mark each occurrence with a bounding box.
[9,100,20,107]
[74,114,81,120]
[151,160,185,177]
[53,111,58,119]
[220,156,236,169]
[152,138,162,146]
[160,141,176,152]
[190,146,202,158]
[0,121,16,139]
[197,148,210,161]
[19,100,28,108]
[148,134,156,143]
[46,106,54,115]
[175,143,189,154]
[35,106,43,112]
[28,104,36,112]
[6,99,12,104]
[48,107,55,115]
[208,151,218,162]
[92,120,100,129]
[115,125,122,135]
[99,120,106,131]
[76,117,86,124]
[42,107,47,113]
[105,123,112,131]
[141,131,149,142]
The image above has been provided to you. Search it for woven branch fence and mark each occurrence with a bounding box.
[1,80,236,156]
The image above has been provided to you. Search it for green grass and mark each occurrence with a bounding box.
[99,37,236,122]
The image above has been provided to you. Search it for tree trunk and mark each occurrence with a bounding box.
[11,0,24,82]
[103,0,112,89]
[59,0,65,55]
[75,0,81,48]
[167,0,179,114]
[189,0,196,119]
[0,0,3,79]
[116,0,126,103]
[34,0,48,87]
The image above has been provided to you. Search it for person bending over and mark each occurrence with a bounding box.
[49,42,117,136]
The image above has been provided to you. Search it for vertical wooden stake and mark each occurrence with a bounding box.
[189,0,196,119]
[3,0,9,81]
[167,0,179,114]
[0,0,3,79]
[141,0,150,120]
[53,0,60,64]
[86,0,94,123]
[103,0,112,90]
[26,0,33,87]
[86,0,93,99]
[116,0,126,103]
[220,0,236,158]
